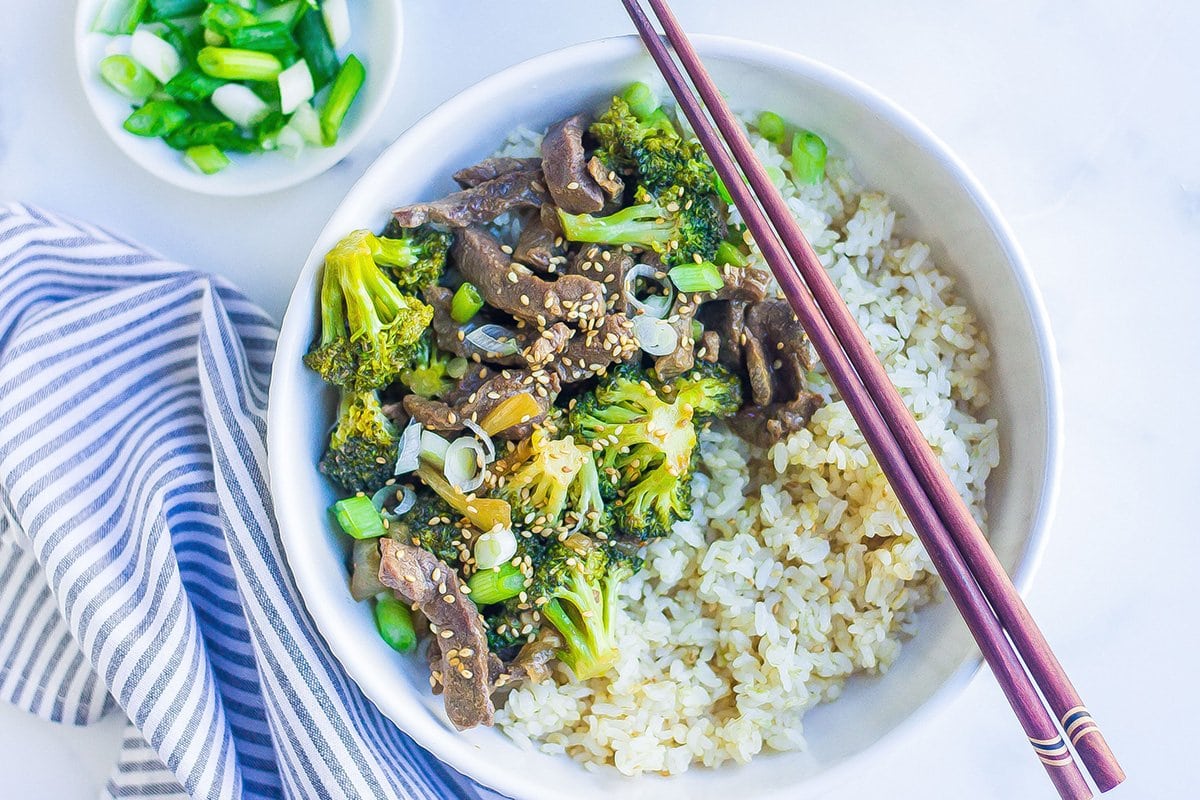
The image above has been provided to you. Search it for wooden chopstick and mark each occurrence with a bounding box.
[620,1,1122,796]
[634,2,1125,795]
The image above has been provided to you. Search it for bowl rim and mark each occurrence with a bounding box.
[72,0,405,197]
[267,33,1063,799]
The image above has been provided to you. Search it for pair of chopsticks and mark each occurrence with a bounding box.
[618,2,1125,797]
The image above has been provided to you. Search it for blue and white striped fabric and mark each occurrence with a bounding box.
[0,204,493,800]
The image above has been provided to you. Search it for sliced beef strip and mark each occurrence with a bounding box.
[512,209,562,273]
[452,226,606,328]
[745,299,813,401]
[496,626,562,688]
[565,245,633,313]
[548,313,639,384]
[404,369,561,440]
[587,156,625,202]
[393,168,548,228]
[699,299,747,371]
[717,264,771,303]
[541,114,605,214]
[521,321,573,370]
[727,393,822,449]
[377,539,494,730]
[452,157,541,189]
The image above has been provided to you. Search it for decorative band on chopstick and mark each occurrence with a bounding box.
[1029,734,1073,766]
[1061,706,1100,745]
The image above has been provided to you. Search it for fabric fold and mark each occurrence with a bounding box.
[0,204,487,800]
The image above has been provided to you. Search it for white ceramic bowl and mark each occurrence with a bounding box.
[74,0,403,196]
[268,35,1061,800]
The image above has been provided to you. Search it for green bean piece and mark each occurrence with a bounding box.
[374,594,417,653]
[99,55,158,100]
[319,54,365,146]
[123,100,190,138]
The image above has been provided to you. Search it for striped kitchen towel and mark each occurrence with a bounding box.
[0,204,495,799]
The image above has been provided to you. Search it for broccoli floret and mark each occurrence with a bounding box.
[389,485,464,568]
[557,185,722,267]
[590,96,714,195]
[663,360,743,421]
[319,389,399,493]
[497,428,608,536]
[568,363,700,540]
[483,598,533,654]
[397,329,459,399]
[531,535,638,681]
[372,224,451,291]
[303,230,434,391]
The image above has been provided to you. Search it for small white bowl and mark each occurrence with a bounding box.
[73,0,403,196]
[268,36,1062,800]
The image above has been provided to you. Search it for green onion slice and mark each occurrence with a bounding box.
[319,54,365,146]
[668,261,724,293]
[756,110,787,144]
[183,144,230,175]
[331,495,385,540]
[450,282,484,323]
[99,55,158,100]
[465,561,526,605]
[197,46,283,81]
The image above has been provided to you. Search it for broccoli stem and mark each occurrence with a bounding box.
[543,572,616,681]
[557,201,674,248]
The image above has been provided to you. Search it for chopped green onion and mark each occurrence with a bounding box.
[288,100,323,145]
[147,0,204,19]
[278,59,314,114]
[713,174,733,205]
[331,495,385,540]
[668,261,724,293]
[99,55,158,100]
[183,144,229,174]
[203,28,225,46]
[227,21,297,54]
[473,526,517,570]
[450,282,484,323]
[319,54,365,146]
[756,110,787,144]
[374,594,417,653]
[131,27,183,84]
[275,125,305,159]
[164,120,258,153]
[259,0,305,27]
[715,240,749,268]
[294,6,339,89]
[92,0,149,35]
[790,130,827,185]
[621,81,658,120]
[211,83,270,128]
[162,68,224,101]
[123,100,189,137]
[766,164,786,187]
[465,561,525,605]
[197,46,283,81]
[645,106,675,134]
[200,3,257,37]
[691,319,704,341]
[322,0,351,49]
[419,429,450,470]
[254,111,289,150]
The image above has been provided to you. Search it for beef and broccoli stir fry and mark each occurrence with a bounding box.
[305,84,821,730]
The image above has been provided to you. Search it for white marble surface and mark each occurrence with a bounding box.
[1,0,1195,797]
